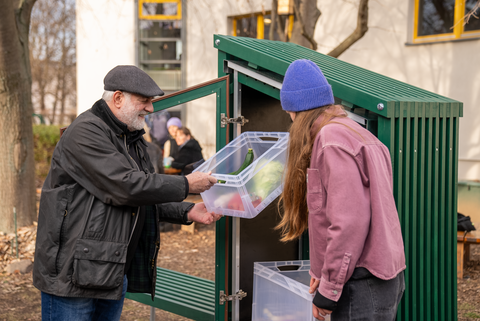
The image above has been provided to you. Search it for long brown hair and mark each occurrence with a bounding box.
[276,105,346,242]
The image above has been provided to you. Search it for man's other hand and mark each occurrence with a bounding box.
[187,203,222,224]
[186,171,217,194]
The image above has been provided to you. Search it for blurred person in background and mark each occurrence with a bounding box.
[143,125,164,174]
[145,109,170,150]
[163,116,182,162]
[171,127,204,175]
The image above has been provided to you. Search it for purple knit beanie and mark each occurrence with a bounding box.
[166,117,182,129]
[280,59,334,112]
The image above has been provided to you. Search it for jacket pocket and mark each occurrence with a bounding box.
[37,184,72,277]
[72,239,127,290]
[306,168,323,212]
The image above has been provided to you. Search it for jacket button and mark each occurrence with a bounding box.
[83,248,89,253]
[115,251,120,256]
[132,212,136,216]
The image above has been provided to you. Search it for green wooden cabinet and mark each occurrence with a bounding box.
[213,35,462,321]
[134,35,461,321]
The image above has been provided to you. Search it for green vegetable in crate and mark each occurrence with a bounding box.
[217,148,254,183]
[249,160,284,199]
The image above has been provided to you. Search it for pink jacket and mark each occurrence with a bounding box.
[308,112,406,302]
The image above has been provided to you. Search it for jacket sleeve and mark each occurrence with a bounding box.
[315,145,371,302]
[59,119,186,207]
[156,202,195,225]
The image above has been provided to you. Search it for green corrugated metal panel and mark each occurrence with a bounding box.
[126,267,215,320]
[377,103,458,321]
[213,35,461,321]
[213,34,463,119]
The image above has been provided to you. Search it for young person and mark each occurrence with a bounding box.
[277,59,406,321]
[171,127,204,175]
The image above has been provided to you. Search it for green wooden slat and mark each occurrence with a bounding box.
[439,115,446,321]
[433,114,439,321]
[216,49,232,321]
[410,103,418,321]
[453,116,459,319]
[403,103,413,320]
[126,267,215,321]
[418,103,426,321]
[445,110,454,320]
[425,113,432,319]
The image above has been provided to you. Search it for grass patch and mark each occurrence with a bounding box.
[460,303,475,310]
[463,312,480,319]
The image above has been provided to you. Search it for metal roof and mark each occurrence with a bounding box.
[214,35,462,118]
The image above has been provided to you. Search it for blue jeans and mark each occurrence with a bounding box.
[41,275,128,321]
[331,269,405,321]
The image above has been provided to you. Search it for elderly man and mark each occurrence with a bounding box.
[33,65,220,320]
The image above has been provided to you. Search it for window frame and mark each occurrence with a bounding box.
[138,0,182,21]
[413,0,480,44]
[231,12,294,40]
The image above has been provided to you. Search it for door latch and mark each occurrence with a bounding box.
[219,290,247,305]
[220,113,249,128]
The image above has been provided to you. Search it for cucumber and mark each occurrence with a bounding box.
[217,148,254,183]
[229,148,254,175]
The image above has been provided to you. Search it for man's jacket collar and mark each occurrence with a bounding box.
[91,99,145,145]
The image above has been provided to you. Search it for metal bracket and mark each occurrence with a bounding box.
[220,113,249,128]
[219,290,247,305]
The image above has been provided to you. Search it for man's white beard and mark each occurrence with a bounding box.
[118,96,147,131]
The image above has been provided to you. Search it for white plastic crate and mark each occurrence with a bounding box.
[193,131,288,219]
[252,260,330,321]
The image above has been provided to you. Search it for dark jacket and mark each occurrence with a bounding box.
[33,99,193,300]
[171,138,204,175]
[145,141,164,174]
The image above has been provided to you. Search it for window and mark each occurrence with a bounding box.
[138,0,183,91]
[138,0,181,20]
[413,0,480,43]
[231,12,294,40]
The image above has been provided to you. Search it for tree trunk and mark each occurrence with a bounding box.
[290,0,321,50]
[0,0,37,233]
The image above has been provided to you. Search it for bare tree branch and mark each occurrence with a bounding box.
[465,0,480,24]
[328,0,369,58]
[291,0,321,50]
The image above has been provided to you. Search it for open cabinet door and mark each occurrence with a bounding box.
[151,75,231,321]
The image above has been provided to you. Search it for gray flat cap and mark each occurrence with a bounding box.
[104,65,164,97]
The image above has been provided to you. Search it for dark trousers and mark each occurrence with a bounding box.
[331,268,405,321]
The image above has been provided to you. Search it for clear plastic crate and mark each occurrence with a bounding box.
[193,131,288,219]
[252,260,330,321]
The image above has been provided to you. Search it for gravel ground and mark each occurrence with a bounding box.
[1,222,480,320]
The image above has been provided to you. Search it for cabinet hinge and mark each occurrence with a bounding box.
[220,113,249,128]
[219,290,247,305]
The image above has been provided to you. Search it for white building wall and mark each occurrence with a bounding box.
[76,0,136,114]
[184,0,271,160]
[76,0,479,180]
[314,0,480,181]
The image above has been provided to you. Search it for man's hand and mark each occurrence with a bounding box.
[186,171,217,194]
[187,203,222,224]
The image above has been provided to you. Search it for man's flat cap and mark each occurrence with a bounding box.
[104,65,164,97]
